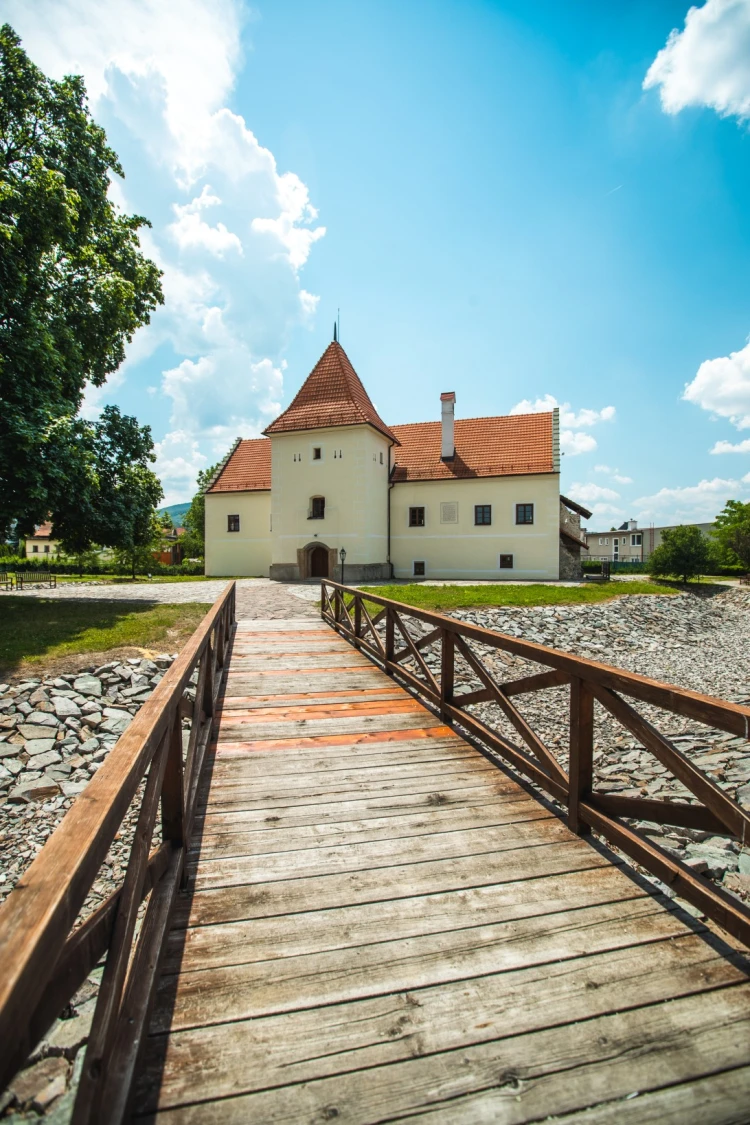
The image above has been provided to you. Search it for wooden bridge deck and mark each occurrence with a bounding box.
[134,617,750,1123]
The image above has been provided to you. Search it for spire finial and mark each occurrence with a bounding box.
[333,321,337,343]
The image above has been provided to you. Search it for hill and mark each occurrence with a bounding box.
[158,502,190,527]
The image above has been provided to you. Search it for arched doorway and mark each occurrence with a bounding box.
[310,545,329,578]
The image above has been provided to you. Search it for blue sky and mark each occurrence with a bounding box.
[4,0,750,524]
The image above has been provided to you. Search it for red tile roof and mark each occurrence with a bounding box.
[264,342,399,444]
[390,413,554,482]
[207,438,271,493]
[29,522,54,539]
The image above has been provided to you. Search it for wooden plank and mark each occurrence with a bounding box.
[188,817,576,890]
[217,699,426,725]
[219,688,409,709]
[138,984,750,1123]
[207,740,477,776]
[215,712,449,742]
[209,725,457,755]
[192,784,519,834]
[176,843,616,929]
[204,755,494,792]
[137,935,745,1113]
[195,797,548,853]
[165,865,647,973]
[541,1066,750,1125]
[151,897,696,1034]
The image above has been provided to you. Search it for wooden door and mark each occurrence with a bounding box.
[310,546,329,578]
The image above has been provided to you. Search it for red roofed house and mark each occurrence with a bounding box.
[204,338,586,581]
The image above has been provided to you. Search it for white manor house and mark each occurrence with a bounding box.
[204,339,590,581]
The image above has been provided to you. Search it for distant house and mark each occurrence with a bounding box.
[24,522,60,560]
[582,520,715,562]
[154,527,185,566]
[204,338,582,581]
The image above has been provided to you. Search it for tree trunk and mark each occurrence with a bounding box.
[132,550,136,580]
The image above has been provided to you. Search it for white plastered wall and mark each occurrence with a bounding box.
[205,491,272,576]
[270,425,390,566]
[390,474,560,580]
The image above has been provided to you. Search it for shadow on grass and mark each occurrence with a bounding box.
[0,597,205,678]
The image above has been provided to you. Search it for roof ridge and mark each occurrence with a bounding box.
[390,410,555,429]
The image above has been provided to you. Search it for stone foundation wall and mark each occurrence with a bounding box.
[559,539,582,581]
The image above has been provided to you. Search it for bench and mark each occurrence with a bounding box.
[16,572,57,590]
[0,570,13,592]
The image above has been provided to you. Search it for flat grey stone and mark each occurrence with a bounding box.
[19,725,59,742]
[26,711,60,727]
[52,696,81,718]
[24,738,57,756]
[72,675,102,697]
[61,780,88,797]
[79,738,99,754]
[9,778,60,802]
[30,750,62,770]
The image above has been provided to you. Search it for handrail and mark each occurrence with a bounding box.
[321,580,750,948]
[0,581,236,1120]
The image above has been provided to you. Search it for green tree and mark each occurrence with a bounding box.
[713,500,750,570]
[182,462,220,559]
[50,406,163,573]
[647,524,710,584]
[0,25,163,537]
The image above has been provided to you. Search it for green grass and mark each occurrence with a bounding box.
[0,598,209,677]
[357,580,679,612]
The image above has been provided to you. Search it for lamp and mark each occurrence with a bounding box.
[339,546,346,586]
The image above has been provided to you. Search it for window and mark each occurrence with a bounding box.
[499,554,513,569]
[379,451,384,464]
[44,545,50,553]
[605,537,609,545]
[413,561,425,576]
[441,502,458,524]
[227,515,240,532]
[598,538,604,545]
[631,534,642,546]
[310,496,325,519]
[313,447,322,460]
[32,545,38,553]
[475,505,492,526]
[409,507,425,527]
[516,503,534,525]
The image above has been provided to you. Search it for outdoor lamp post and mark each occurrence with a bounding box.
[339,546,346,586]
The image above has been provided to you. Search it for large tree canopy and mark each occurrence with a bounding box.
[647,524,709,584]
[0,24,163,536]
[713,500,750,570]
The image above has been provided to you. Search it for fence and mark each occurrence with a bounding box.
[0,582,236,1122]
[321,580,750,948]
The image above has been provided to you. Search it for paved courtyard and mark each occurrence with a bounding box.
[3,578,320,619]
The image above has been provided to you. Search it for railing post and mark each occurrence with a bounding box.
[161,709,185,849]
[440,629,454,722]
[354,595,362,648]
[569,676,594,836]
[385,606,395,672]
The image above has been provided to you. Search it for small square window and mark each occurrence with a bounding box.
[516,503,534,525]
[413,561,425,576]
[310,496,325,519]
[313,447,322,460]
[227,515,240,532]
[499,554,513,569]
[409,507,425,527]
[475,505,492,526]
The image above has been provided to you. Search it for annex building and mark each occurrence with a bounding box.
[204,339,589,581]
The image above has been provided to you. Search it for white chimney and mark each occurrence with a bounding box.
[628,519,637,531]
[441,392,455,460]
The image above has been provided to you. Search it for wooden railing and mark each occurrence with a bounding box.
[0,582,236,1121]
[322,580,750,948]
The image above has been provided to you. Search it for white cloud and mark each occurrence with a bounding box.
[613,474,633,484]
[567,482,625,528]
[683,338,750,430]
[593,464,632,484]
[711,437,750,453]
[569,483,621,503]
[594,464,611,473]
[510,394,615,456]
[6,0,326,500]
[644,0,750,121]
[634,475,750,523]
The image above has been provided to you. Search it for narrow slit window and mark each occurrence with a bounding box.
[227,515,240,532]
[409,507,425,527]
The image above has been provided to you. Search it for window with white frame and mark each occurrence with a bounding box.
[631,533,642,546]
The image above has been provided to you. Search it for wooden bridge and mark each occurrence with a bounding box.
[1,581,750,1122]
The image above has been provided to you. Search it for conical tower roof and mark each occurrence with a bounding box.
[264,342,399,444]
